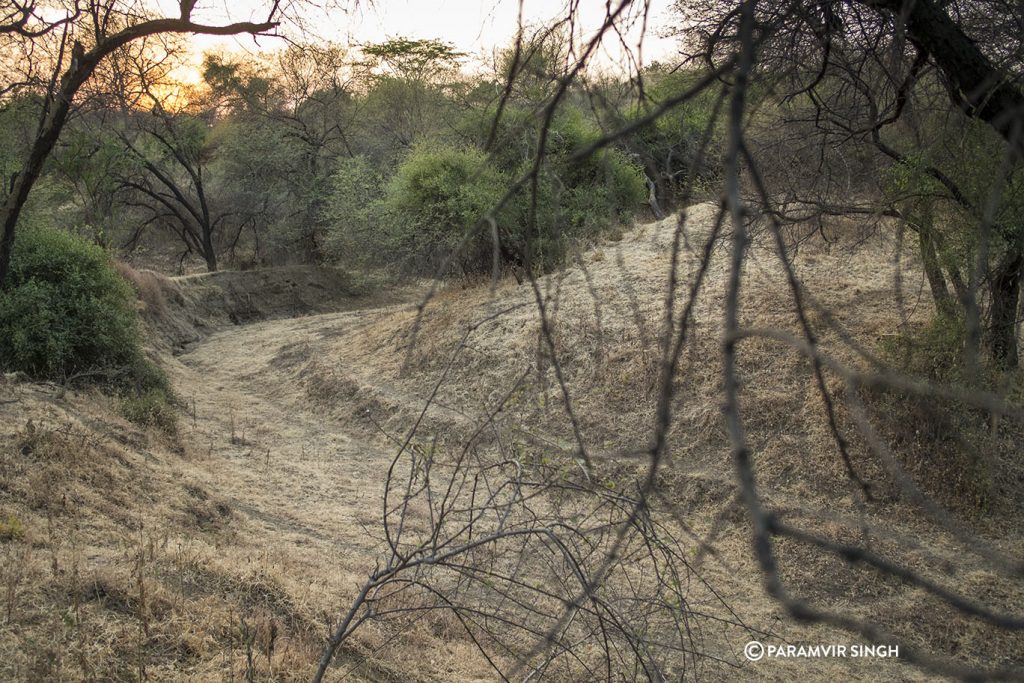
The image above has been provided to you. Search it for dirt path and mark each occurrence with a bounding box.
[155,212,988,682]
[161,209,735,573]
[169,307,413,581]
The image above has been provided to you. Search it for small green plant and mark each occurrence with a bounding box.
[880,312,967,381]
[119,388,177,435]
[873,313,995,509]
[0,514,26,543]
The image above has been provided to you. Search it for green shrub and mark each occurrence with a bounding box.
[323,156,388,266]
[378,143,511,275]
[538,108,645,238]
[456,102,536,173]
[327,113,646,277]
[880,312,967,382]
[120,387,178,436]
[0,513,26,542]
[624,68,724,205]
[560,149,646,233]
[0,226,140,379]
[871,313,995,510]
[0,225,177,433]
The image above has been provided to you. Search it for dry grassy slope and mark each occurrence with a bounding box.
[274,202,1024,680]
[0,378,319,681]
[1,209,1022,681]
[117,264,401,354]
[0,267,448,682]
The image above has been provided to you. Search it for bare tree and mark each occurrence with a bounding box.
[204,45,361,261]
[115,102,227,272]
[0,0,284,286]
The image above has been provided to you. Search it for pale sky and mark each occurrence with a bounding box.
[164,0,680,76]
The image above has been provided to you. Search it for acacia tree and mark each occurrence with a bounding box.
[115,102,230,272]
[0,0,285,286]
[356,38,464,160]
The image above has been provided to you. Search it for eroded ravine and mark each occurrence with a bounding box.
[171,308,406,558]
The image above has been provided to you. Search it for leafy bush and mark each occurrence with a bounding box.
[531,109,646,256]
[624,67,724,205]
[120,387,178,435]
[327,145,512,275]
[323,156,387,267]
[0,226,140,379]
[327,109,646,277]
[388,144,511,274]
[869,313,995,509]
[456,102,536,173]
[559,148,647,233]
[0,225,177,432]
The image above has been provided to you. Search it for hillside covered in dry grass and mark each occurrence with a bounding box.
[2,205,1022,681]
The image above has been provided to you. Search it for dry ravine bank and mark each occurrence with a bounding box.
[2,205,1023,681]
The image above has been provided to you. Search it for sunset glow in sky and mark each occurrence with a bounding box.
[340,0,679,66]
[162,0,679,83]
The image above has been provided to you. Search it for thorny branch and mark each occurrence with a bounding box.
[319,0,1024,680]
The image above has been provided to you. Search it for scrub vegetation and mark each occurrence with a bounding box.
[1,1,1023,681]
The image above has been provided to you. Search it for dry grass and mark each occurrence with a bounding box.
[1,207,1022,680]
[113,261,173,320]
[289,204,1024,678]
[0,383,313,680]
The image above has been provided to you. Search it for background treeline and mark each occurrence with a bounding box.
[3,7,1021,386]
[0,34,721,279]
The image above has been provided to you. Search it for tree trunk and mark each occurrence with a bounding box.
[861,0,1024,159]
[989,245,1023,368]
[201,227,218,272]
[646,175,665,219]
[0,44,91,287]
[916,219,957,317]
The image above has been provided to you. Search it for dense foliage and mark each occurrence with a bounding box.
[0,225,140,379]
[325,109,648,276]
[0,224,175,430]
[0,35,716,279]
